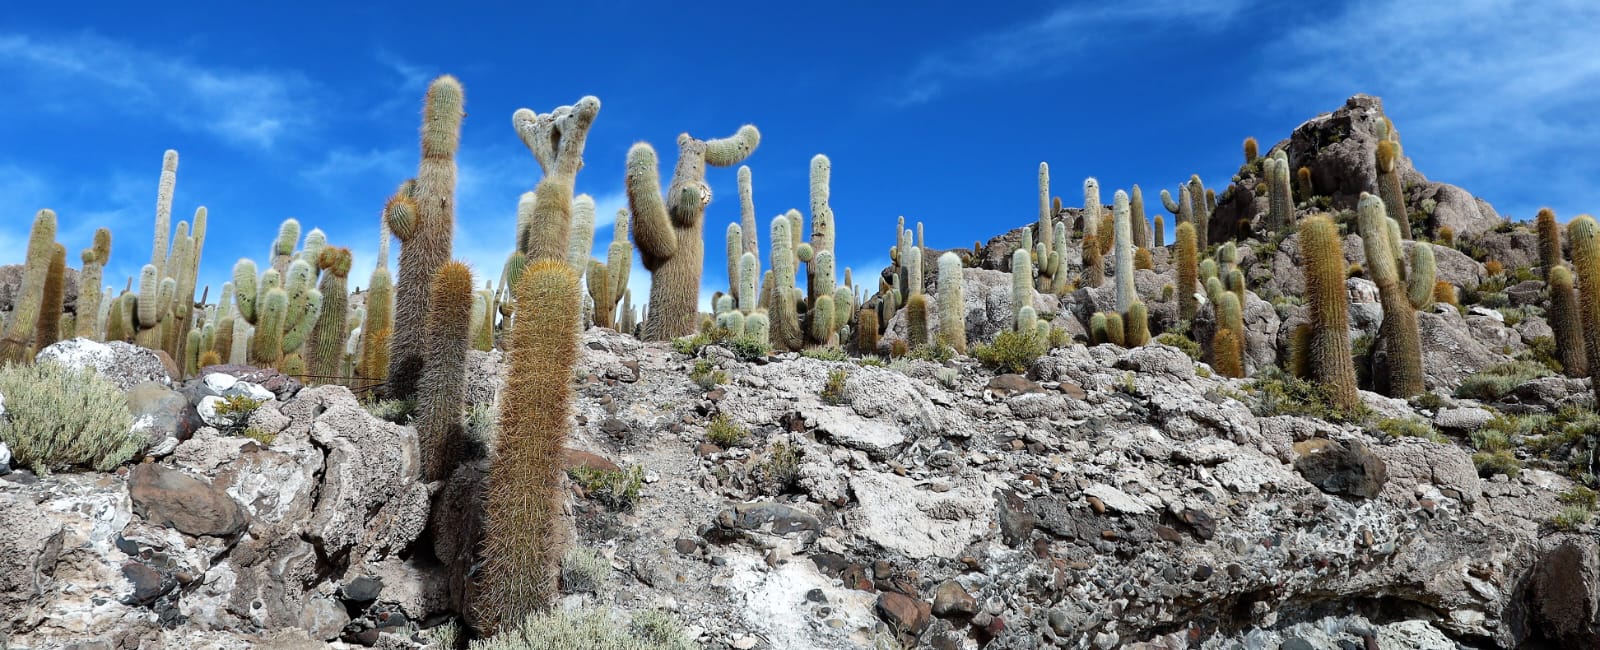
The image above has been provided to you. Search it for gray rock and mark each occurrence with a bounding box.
[127,381,199,453]
[848,471,989,559]
[298,597,350,641]
[1293,437,1387,499]
[36,338,173,391]
[1527,537,1600,648]
[128,463,247,537]
[0,492,64,627]
[1434,407,1493,432]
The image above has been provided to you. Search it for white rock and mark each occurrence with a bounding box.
[203,373,239,393]
[226,381,275,402]
[1083,484,1153,515]
[848,470,990,559]
[0,441,10,474]
[806,405,904,458]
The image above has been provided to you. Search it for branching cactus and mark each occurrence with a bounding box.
[513,96,600,264]
[388,76,463,399]
[477,259,582,631]
[1359,193,1423,397]
[629,124,760,341]
[306,247,352,382]
[75,229,112,340]
[1113,190,1135,312]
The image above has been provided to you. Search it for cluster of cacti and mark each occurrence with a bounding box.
[1530,208,1587,378]
[628,123,760,341]
[1374,117,1410,238]
[1263,149,1293,232]
[231,232,325,375]
[1358,192,1423,397]
[388,76,464,399]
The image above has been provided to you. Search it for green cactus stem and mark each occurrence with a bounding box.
[1359,193,1423,397]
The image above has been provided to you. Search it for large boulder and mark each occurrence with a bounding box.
[0,492,64,628]
[127,463,248,537]
[36,338,174,390]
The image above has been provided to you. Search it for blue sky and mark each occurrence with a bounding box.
[4,0,1597,309]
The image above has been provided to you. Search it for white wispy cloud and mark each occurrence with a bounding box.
[1261,0,1600,219]
[0,32,315,148]
[890,0,1250,106]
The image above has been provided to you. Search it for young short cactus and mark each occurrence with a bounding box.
[905,294,930,348]
[476,260,582,632]
[1292,216,1356,408]
[1089,312,1108,346]
[936,252,966,354]
[1104,312,1125,347]
[856,307,880,354]
[388,76,464,399]
[1548,265,1588,378]
[0,210,59,363]
[1212,291,1245,378]
[629,125,761,341]
[1125,301,1150,347]
[1359,193,1423,397]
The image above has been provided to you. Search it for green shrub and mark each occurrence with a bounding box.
[0,362,139,475]
[972,330,1046,374]
[1246,369,1370,423]
[1520,335,1563,373]
[1472,449,1521,478]
[725,335,770,361]
[1552,504,1593,531]
[758,440,800,491]
[469,606,695,650]
[671,332,715,356]
[1410,392,1446,411]
[1455,360,1552,401]
[240,427,278,446]
[212,394,265,428]
[822,369,849,405]
[706,414,749,447]
[801,345,849,362]
[365,398,416,425]
[1374,417,1447,443]
[1156,332,1202,361]
[934,367,959,388]
[560,547,611,594]
[689,359,727,390]
[568,465,644,511]
[424,621,461,649]
[905,344,956,363]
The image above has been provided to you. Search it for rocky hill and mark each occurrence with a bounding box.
[2,94,1598,650]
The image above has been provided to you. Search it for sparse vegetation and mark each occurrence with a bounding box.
[972,330,1047,374]
[706,414,749,447]
[1374,417,1447,444]
[568,464,645,511]
[468,606,695,650]
[1455,359,1552,401]
[689,359,728,389]
[365,398,416,425]
[559,547,612,594]
[1246,369,1370,423]
[800,345,849,361]
[822,368,849,405]
[1157,332,1203,361]
[0,361,139,475]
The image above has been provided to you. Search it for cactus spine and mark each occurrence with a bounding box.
[477,260,581,631]
[1359,193,1423,397]
[1113,190,1135,312]
[388,76,463,399]
[936,252,966,354]
[1176,222,1198,324]
[1548,265,1588,378]
[629,125,760,341]
[0,210,59,363]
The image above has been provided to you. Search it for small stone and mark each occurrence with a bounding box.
[1048,609,1073,636]
[600,418,630,435]
[931,580,978,618]
[674,538,699,555]
[1153,525,1183,543]
[732,637,757,650]
[339,576,383,602]
[1058,382,1088,400]
[1192,565,1213,581]
[128,463,246,537]
[876,592,931,634]
[1086,496,1106,514]
[121,562,169,605]
[805,588,827,603]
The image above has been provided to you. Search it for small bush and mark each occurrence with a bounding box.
[758,440,800,491]
[725,335,770,360]
[1247,369,1370,423]
[0,362,139,475]
[560,546,612,594]
[706,414,749,447]
[1374,417,1447,444]
[905,344,956,363]
[463,402,498,460]
[212,394,265,428]
[568,465,645,511]
[934,367,959,388]
[470,606,695,650]
[1552,504,1594,531]
[672,332,715,356]
[972,330,1047,374]
[822,369,849,405]
[1455,360,1552,401]
[424,621,461,649]
[1521,335,1563,374]
[1156,332,1203,361]
[1410,392,1446,411]
[801,346,849,362]
[689,359,727,390]
[1472,449,1521,478]
[365,398,416,425]
[240,427,278,446]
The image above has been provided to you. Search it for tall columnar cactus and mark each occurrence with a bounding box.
[76,228,112,340]
[1407,243,1437,310]
[1082,233,1104,289]
[1375,124,1410,239]
[629,125,760,341]
[360,215,396,388]
[1176,222,1198,324]
[1568,217,1600,404]
[937,252,966,354]
[1012,248,1033,331]
[1299,216,1350,409]
[856,307,880,354]
[1154,215,1165,248]
[1265,150,1294,233]
[769,216,803,351]
[477,260,582,632]
[1188,175,1209,248]
[565,195,597,277]
[1537,208,1562,278]
[388,76,464,400]
[416,261,473,482]
[1130,185,1149,249]
[1038,163,1053,263]
[1358,193,1423,397]
[35,244,67,350]
[1212,291,1245,378]
[1547,265,1588,378]
[1083,178,1101,241]
[306,247,352,382]
[1113,190,1135,312]
[738,165,758,258]
[151,150,177,278]
[0,210,59,363]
